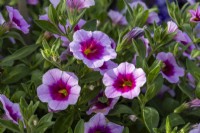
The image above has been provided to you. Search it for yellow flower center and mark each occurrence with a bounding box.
[58,89,68,96]
[122,81,132,87]
[84,48,92,55]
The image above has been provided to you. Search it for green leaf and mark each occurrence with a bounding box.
[122,127,129,133]
[168,113,185,128]
[1,31,26,45]
[80,71,101,83]
[34,20,62,34]
[186,58,200,81]
[132,39,146,58]
[178,82,193,99]
[195,82,200,98]
[147,60,162,84]
[166,116,171,133]
[145,74,163,102]
[82,20,97,31]
[0,44,39,66]
[135,10,149,27]
[144,29,154,48]
[191,49,200,58]
[0,119,20,133]
[143,107,159,133]
[74,119,84,133]
[48,4,58,24]
[109,104,134,115]
[53,113,74,133]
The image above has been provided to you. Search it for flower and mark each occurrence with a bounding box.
[0,95,23,124]
[67,0,95,10]
[174,30,195,58]
[189,7,200,23]
[69,30,117,68]
[84,113,124,133]
[108,10,127,26]
[188,99,200,108]
[187,73,196,88]
[123,27,144,42]
[167,21,178,33]
[50,0,61,8]
[27,0,39,5]
[37,68,81,111]
[87,91,119,115]
[94,61,118,75]
[103,62,146,99]
[6,6,30,34]
[147,12,160,24]
[156,52,184,83]
[158,85,175,98]
[189,124,200,133]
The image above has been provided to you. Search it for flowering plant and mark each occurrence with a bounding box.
[0,0,200,133]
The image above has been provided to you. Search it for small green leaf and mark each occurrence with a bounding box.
[1,31,26,45]
[143,107,159,133]
[132,39,146,58]
[0,119,20,133]
[48,4,58,24]
[178,82,193,99]
[195,82,200,98]
[34,20,63,34]
[74,119,84,133]
[166,116,171,133]
[109,104,134,115]
[147,60,162,84]
[168,113,185,128]
[80,71,101,83]
[191,49,200,58]
[122,127,129,133]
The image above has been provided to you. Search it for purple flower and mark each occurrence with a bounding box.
[156,52,184,83]
[174,30,195,58]
[0,95,23,124]
[187,0,196,5]
[37,68,81,111]
[84,113,124,133]
[190,124,200,133]
[94,61,118,75]
[147,12,160,24]
[187,73,196,88]
[50,0,61,8]
[188,99,200,108]
[0,13,5,25]
[189,7,200,23]
[103,62,146,99]
[6,6,30,34]
[158,85,175,98]
[108,10,127,26]
[167,21,178,33]
[39,14,49,21]
[123,27,144,42]
[27,0,39,5]
[129,1,148,10]
[66,0,95,10]
[69,30,117,68]
[87,91,119,115]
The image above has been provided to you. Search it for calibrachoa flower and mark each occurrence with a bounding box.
[156,52,184,83]
[108,10,127,26]
[6,6,30,34]
[188,99,200,108]
[84,113,124,133]
[147,12,160,24]
[0,13,5,25]
[94,61,118,75]
[69,30,117,68]
[167,21,178,33]
[123,27,144,42]
[187,73,196,88]
[103,62,146,99]
[174,31,195,58]
[27,0,39,5]
[0,95,23,124]
[87,91,119,115]
[37,68,81,111]
[189,124,200,133]
[189,7,200,23]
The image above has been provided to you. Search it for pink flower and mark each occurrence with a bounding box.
[189,7,200,23]
[0,95,23,124]
[108,10,127,26]
[69,30,117,68]
[156,52,184,83]
[167,21,178,33]
[27,0,39,5]
[103,62,146,99]
[190,124,200,133]
[6,6,30,34]
[147,12,160,24]
[37,68,81,111]
[84,113,124,133]
[86,91,119,115]
[94,61,118,75]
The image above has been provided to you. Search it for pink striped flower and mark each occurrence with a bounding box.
[69,30,117,68]
[189,7,200,23]
[37,68,81,111]
[84,113,124,133]
[0,95,23,124]
[103,62,146,99]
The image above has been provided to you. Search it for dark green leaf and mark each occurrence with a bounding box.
[82,20,97,31]
[143,107,159,133]
[0,119,20,133]
[122,127,129,133]
[74,119,84,133]
[195,82,200,98]
[109,104,134,115]
[178,82,193,99]
[80,71,101,83]
[1,31,26,45]
[48,4,58,24]
[147,60,162,84]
